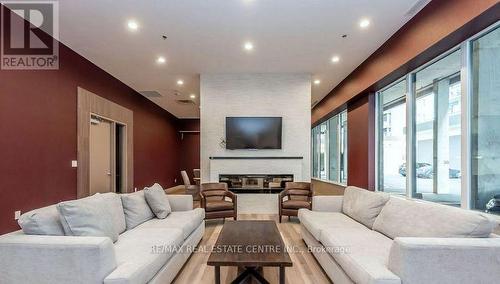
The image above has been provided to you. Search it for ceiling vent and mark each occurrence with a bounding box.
[175,99,196,105]
[139,91,162,98]
[405,0,431,18]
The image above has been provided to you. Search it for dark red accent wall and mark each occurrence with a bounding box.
[0,25,181,234]
[178,119,200,179]
[347,94,375,190]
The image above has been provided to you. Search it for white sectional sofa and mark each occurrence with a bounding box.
[0,191,204,284]
[299,186,500,284]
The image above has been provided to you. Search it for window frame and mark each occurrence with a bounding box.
[467,24,500,212]
[311,109,348,186]
[375,77,408,195]
[375,21,500,213]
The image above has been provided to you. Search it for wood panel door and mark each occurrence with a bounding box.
[89,116,113,194]
[77,87,133,198]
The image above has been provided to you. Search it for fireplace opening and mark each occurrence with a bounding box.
[219,174,293,193]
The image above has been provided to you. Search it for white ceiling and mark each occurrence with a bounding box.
[56,0,429,118]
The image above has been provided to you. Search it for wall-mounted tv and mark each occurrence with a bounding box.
[225,117,282,150]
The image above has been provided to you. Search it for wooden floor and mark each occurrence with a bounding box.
[173,214,331,284]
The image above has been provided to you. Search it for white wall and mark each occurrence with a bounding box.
[200,73,311,182]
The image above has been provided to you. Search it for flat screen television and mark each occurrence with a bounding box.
[225,117,282,150]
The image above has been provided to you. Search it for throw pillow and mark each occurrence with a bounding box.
[18,205,65,236]
[121,190,155,229]
[57,194,118,242]
[144,183,172,219]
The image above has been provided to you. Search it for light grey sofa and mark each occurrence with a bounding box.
[0,193,204,284]
[298,186,500,284]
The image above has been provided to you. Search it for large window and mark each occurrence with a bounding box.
[319,123,328,180]
[312,110,348,184]
[376,22,500,214]
[339,111,348,184]
[414,50,462,205]
[311,126,320,178]
[328,115,340,182]
[471,26,500,215]
[378,80,407,195]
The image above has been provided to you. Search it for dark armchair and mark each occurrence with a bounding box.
[200,183,237,220]
[279,182,313,222]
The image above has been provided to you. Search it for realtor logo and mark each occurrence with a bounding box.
[1,1,59,70]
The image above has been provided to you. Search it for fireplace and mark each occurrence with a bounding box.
[219,174,293,193]
[242,177,263,188]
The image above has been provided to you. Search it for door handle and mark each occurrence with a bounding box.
[107,172,111,176]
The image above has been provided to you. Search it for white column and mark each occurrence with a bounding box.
[434,79,450,194]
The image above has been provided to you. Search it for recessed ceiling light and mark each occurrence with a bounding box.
[127,20,139,31]
[156,56,166,64]
[177,80,184,85]
[313,79,321,85]
[190,94,196,99]
[359,18,370,29]
[331,56,340,63]
[244,42,254,51]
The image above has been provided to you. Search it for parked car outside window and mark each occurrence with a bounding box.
[398,163,461,179]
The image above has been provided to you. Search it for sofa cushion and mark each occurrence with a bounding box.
[121,191,155,230]
[105,227,184,284]
[100,193,127,235]
[373,197,495,239]
[320,226,400,284]
[17,205,65,236]
[342,186,390,228]
[298,209,366,241]
[59,193,125,237]
[57,194,118,242]
[144,183,172,219]
[137,208,205,239]
[58,194,95,235]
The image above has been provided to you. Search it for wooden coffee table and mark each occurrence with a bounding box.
[207,220,293,284]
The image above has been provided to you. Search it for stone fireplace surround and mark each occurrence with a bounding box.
[200,74,311,183]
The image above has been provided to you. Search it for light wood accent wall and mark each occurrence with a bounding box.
[77,87,134,198]
[312,179,345,196]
